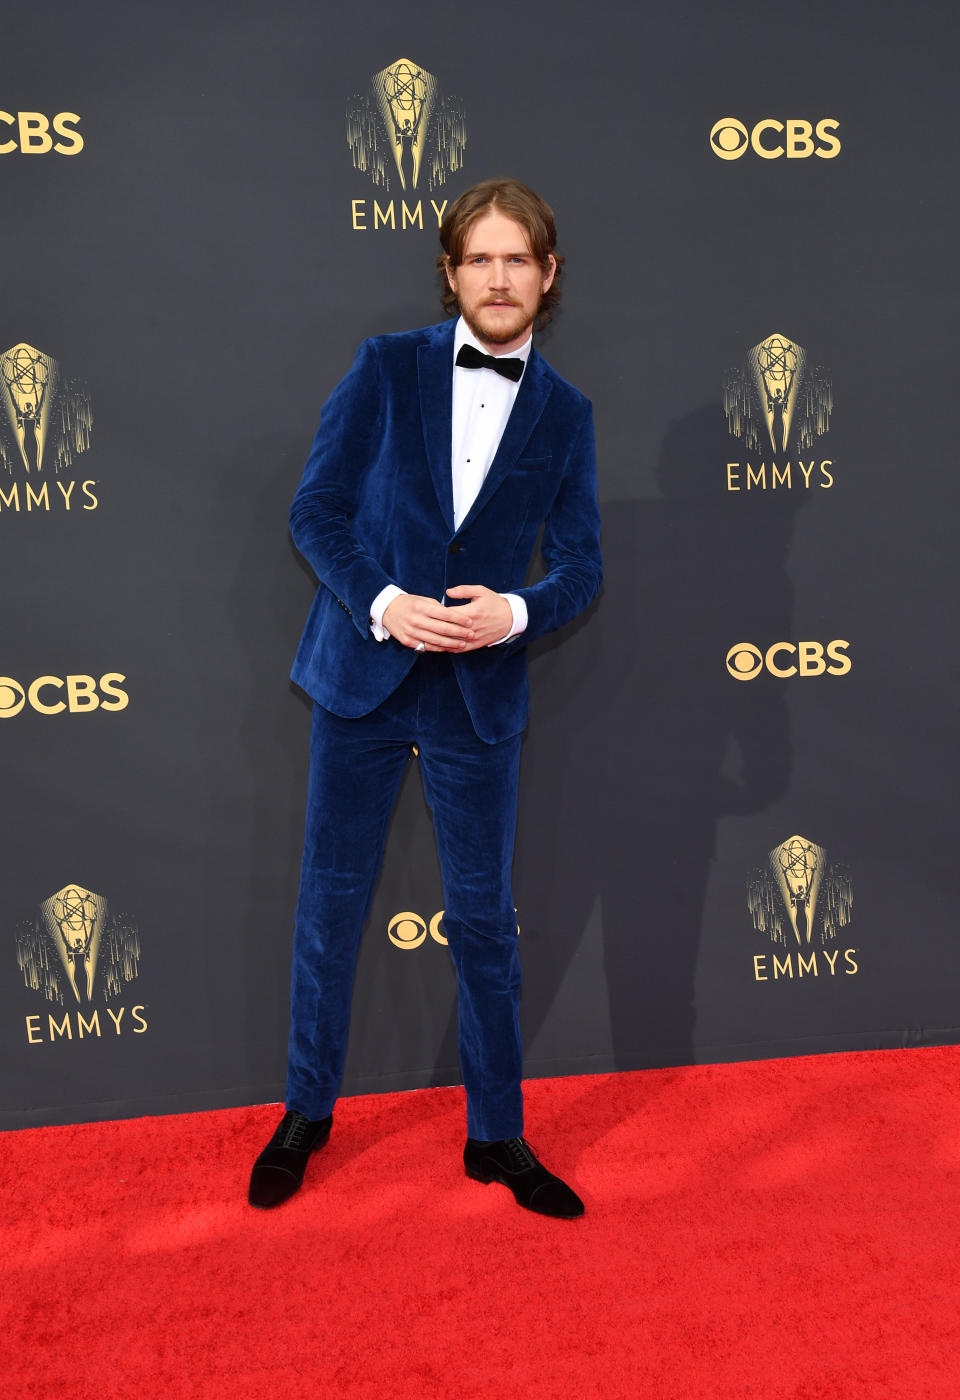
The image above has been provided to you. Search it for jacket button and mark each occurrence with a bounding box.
[448,542,461,555]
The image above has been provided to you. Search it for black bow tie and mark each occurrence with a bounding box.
[455,343,525,382]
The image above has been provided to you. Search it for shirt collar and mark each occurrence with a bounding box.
[454,315,532,367]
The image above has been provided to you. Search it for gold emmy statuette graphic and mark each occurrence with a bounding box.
[0,342,58,473]
[17,884,141,1006]
[347,58,466,193]
[771,835,824,945]
[751,334,806,456]
[723,333,832,455]
[373,58,436,191]
[41,884,105,1003]
[748,834,853,949]
[0,342,92,477]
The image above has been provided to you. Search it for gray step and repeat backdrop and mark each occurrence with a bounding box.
[2,1,956,1127]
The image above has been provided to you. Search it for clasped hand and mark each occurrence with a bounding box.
[382,586,513,652]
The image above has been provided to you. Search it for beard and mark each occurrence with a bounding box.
[460,297,539,348]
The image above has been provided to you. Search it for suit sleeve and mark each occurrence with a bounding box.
[288,339,397,638]
[513,401,603,644]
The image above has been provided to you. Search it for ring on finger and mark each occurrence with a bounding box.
[415,641,426,652]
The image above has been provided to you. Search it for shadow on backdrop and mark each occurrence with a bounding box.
[512,402,800,1074]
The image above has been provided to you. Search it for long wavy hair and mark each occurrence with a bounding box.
[436,178,565,330]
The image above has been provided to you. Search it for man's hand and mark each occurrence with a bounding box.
[382,594,476,651]
[445,586,513,650]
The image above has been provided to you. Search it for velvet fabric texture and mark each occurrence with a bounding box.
[286,657,524,1141]
[284,318,602,1140]
[288,319,603,744]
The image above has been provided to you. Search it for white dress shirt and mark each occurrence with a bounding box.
[369,317,530,644]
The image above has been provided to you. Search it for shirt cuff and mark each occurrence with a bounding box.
[370,584,405,642]
[492,592,528,645]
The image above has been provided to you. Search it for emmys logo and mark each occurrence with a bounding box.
[347,57,466,232]
[0,111,83,155]
[747,835,856,983]
[723,332,834,492]
[0,342,98,513]
[15,883,147,1044]
[725,642,851,681]
[0,673,129,718]
[710,118,840,160]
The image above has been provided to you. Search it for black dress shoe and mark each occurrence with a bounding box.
[464,1136,584,1218]
[248,1109,332,1209]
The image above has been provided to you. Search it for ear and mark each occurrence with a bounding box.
[444,258,458,293]
[541,254,557,294]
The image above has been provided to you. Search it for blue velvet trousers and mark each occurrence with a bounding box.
[285,654,524,1141]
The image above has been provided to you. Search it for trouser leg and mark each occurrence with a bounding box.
[416,663,524,1141]
[285,700,411,1120]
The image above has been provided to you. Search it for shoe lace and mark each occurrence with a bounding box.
[271,1111,310,1150]
[503,1137,538,1171]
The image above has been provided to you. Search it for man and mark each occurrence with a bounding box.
[249,178,602,1218]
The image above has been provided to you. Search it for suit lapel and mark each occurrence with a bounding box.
[418,326,456,533]
[456,347,553,533]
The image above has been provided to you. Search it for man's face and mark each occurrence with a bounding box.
[445,209,556,355]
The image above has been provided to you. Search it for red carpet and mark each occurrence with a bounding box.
[2,1046,958,1399]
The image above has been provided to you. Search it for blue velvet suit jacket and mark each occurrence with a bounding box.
[289,319,602,744]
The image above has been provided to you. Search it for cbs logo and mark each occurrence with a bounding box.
[710,118,840,161]
[387,910,521,949]
[0,673,129,717]
[0,112,83,155]
[726,642,851,681]
[387,911,449,949]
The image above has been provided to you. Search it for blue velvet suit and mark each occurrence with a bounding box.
[285,318,602,1139]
